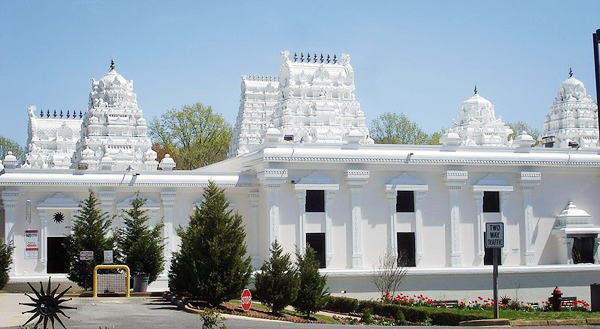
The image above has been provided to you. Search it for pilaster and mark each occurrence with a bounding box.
[500,191,511,262]
[414,190,426,265]
[39,209,48,266]
[445,170,468,267]
[249,190,260,269]
[325,190,336,263]
[474,190,484,263]
[385,191,398,256]
[161,191,177,273]
[295,189,307,254]
[346,169,369,269]
[258,169,288,255]
[2,190,20,275]
[519,171,541,265]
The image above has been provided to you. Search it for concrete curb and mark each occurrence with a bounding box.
[462,318,600,326]
[459,319,511,326]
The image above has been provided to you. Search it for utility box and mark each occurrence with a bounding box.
[591,284,600,312]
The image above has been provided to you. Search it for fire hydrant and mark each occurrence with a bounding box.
[548,286,563,311]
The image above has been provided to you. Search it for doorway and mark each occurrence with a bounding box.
[47,237,70,273]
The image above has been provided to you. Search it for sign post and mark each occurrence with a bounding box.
[485,222,504,319]
[241,288,252,312]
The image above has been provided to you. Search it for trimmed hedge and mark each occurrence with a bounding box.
[358,300,406,325]
[324,296,359,313]
[324,296,489,326]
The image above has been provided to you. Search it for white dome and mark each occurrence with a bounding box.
[458,93,495,125]
[99,69,128,87]
[558,74,586,101]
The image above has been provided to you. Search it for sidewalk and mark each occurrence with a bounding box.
[0,293,34,328]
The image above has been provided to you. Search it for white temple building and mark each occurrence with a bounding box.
[1,55,600,302]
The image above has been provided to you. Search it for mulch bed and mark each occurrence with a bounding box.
[186,300,324,324]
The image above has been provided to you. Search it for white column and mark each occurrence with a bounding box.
[2,190,20,275]
[39,209,48,266]
[445,170,467,267]
[249,191,260,269]
[325,190,336,263]
[161,191,177,273]
[349,186,364,269]
[265,185,281,251]
[474,191,484,263]
[500,191,511,261]
[386,191,397,257]
[566,237,574,264]
[519,171,540,265]
[522,186,535,264]
[414,191,426,265]
[295,190,307,253]
[347,170,369,269]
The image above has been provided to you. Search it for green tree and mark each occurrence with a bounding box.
[507,121,541,145]
[0,243,14,289]
[370,112,432,145]
[254,241,299,314]
[0,136,23,159]
[169,181,252,306]
[149,103,233,169]
[65,189,115,290]
[292,246,329,317]
[117,193,165,284]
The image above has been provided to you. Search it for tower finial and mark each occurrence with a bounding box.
[474,84,478,95]
[569,67,573,78]
[110,59,115,71]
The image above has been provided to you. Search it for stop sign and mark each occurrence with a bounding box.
[241,289,252,311]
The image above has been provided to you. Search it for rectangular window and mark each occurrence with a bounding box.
[483,191,500,213]
[483,232,502,265]
[306,233,326,268]
[397,232,416,267]
[305,190,325,212]
[396,191,415,213]
[284,135,293,141]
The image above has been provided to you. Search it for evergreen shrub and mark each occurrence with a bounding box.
[0,243,14,289]
[65,190,115,290]
[292,246,329,317]
[254,241,299,313]
[116,193,165,284]
[169,181,252,306]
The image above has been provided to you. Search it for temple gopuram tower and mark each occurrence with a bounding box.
[73,61,158,170]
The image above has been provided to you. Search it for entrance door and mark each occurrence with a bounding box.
[573,236,595,264]
[47,237,70,273]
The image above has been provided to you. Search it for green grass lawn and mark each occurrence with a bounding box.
[409,305,599,320]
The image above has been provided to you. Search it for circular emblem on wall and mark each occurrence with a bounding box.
[53,212,65,224]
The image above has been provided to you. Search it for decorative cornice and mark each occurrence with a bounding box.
[263,156,600,167]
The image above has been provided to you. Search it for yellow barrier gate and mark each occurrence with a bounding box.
[93,264,130,298]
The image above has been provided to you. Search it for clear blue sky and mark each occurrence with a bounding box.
[2,1,600,147]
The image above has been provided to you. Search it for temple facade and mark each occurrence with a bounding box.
[1,55,600,302]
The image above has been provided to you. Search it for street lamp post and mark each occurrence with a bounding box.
[593,29,600,141]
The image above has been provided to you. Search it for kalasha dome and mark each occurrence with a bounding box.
[1,55,600,304]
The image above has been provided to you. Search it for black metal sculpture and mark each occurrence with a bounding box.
[20,277,76,329]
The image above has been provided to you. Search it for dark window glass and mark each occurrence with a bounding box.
[397,232,416,267]
[284,135,293,141]
[396,191,415,212]
[306,233,326,268]
[483,231,502,265]
[483,191,500,213]
[47,237,70,273]
[573,236,595,264]
[306,190,325,212]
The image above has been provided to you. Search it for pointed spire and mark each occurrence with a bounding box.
[39,108,44,118]
[313,53,317,63]
[333,54,337,64]
[110,59,115,71]
[569,67,573,78]
[53,110,57,118]
[320,53,324,63]
[46,109,50,118]
[307,53,311,62]
[79,111,83,119]
[300,52,304,62]
[474,84,478,95]
[293,53,298,62]
[60,110,63,118]
[67,110,70,119]
[327,54,330,63]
